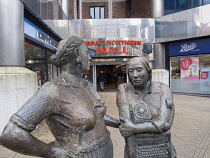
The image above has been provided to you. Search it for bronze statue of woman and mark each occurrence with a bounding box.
[1,36,120,158]
[117,57,177,158]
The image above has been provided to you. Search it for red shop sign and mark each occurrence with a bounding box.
[200,72,209,79]
[180,58,192,70]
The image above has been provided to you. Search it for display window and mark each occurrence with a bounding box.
[24,42,58,88]
[170,54,210,94]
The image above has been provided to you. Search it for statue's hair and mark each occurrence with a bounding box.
[50,36,84,67]
[126,57,152,81]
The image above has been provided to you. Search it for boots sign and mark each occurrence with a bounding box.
[84,40,142,54]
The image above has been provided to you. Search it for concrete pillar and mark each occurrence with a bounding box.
[92,65,97,91]
[79,0,82,19]
[0,0,37,134]
[0,0,24,66]
[151,43,169,85]
[62,0,69,19]
[151,0,164,18]
[153,43,165,69]
[74,0,78,19]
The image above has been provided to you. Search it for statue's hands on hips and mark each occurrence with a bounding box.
[48,143,79,158]
[119,117,135,137]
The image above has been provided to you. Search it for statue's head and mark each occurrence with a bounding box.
[126,57,152,87]
[50,36,91,72]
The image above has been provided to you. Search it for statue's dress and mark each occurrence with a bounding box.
[117,81,177,158]
[10,74,113,158]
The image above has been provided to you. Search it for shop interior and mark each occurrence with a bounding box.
[170,54,210,79]
[24,42,58,88]
[170,54,210,94]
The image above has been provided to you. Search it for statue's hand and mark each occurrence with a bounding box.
[119,117,135,137]
[48,143,79,158]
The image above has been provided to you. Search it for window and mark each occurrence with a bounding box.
[164,0,203,15]
[190,0,202,8]
[90,7,105,19]
[203,0,210,5]
[164,0,175,15]
[176,0,188,12]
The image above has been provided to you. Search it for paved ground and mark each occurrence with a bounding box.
[0,92,210,158]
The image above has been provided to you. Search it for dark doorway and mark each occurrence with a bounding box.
[96,65,127,91]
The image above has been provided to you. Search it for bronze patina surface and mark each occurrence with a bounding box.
[117,57,177,158]
[0,36,119,158]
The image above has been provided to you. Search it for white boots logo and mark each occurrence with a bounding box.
[180,43,196,52]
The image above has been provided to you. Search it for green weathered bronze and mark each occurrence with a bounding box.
[117,57,177,158]
[0,36,120,158]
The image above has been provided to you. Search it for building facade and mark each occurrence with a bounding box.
[20,0,210,95]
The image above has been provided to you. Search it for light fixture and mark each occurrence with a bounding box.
[26,56,35,64]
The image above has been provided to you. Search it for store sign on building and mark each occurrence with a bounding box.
[84,39,143,57]
[169,38,210,56]
[37,32,58,48]
[24,18,59,51]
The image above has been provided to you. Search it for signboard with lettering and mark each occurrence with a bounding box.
[84,38,143,57]
[169,38,210,56]
[24,18,58,50]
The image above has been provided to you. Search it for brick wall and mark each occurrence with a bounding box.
[68,0,151,19]
[129,0,151,18]
[69,0,75,19]
[82,2,108,19]
[112,1,128,18]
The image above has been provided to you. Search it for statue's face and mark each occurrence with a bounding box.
[128,61,148,87]
[79,43,91,71]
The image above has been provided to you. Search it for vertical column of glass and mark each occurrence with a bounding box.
[0,0,24,66]
[62,0,69,19]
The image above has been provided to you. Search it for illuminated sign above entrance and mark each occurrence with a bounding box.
[84,39,142,55]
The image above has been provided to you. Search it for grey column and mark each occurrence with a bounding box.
[108,0,113,19]
[62,0,69,19]
[153,43,165,69]
[74,0,78,19]
[151,0,164,18]
[0,0,24,66]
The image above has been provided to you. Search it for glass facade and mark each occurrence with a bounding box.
[170,54,210,95]
[25,42,58,88]
[22,0,66,20]
[164,0,209,15]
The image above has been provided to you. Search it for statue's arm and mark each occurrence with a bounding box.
[103,115,120,128]
[162,84,175,131]
[0,90,71,158]
[1,122,52,157]
[116,84,130,120]
[119,98,168,136]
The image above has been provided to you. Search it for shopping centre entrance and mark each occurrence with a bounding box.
[95,64,127,91]
[89,58,130,91]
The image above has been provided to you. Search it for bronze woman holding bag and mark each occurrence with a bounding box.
[117,57,177,158]
[1,36,120,158]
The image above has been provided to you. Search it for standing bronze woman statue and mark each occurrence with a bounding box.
[0,36,120,158]
[117,57,177,158]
